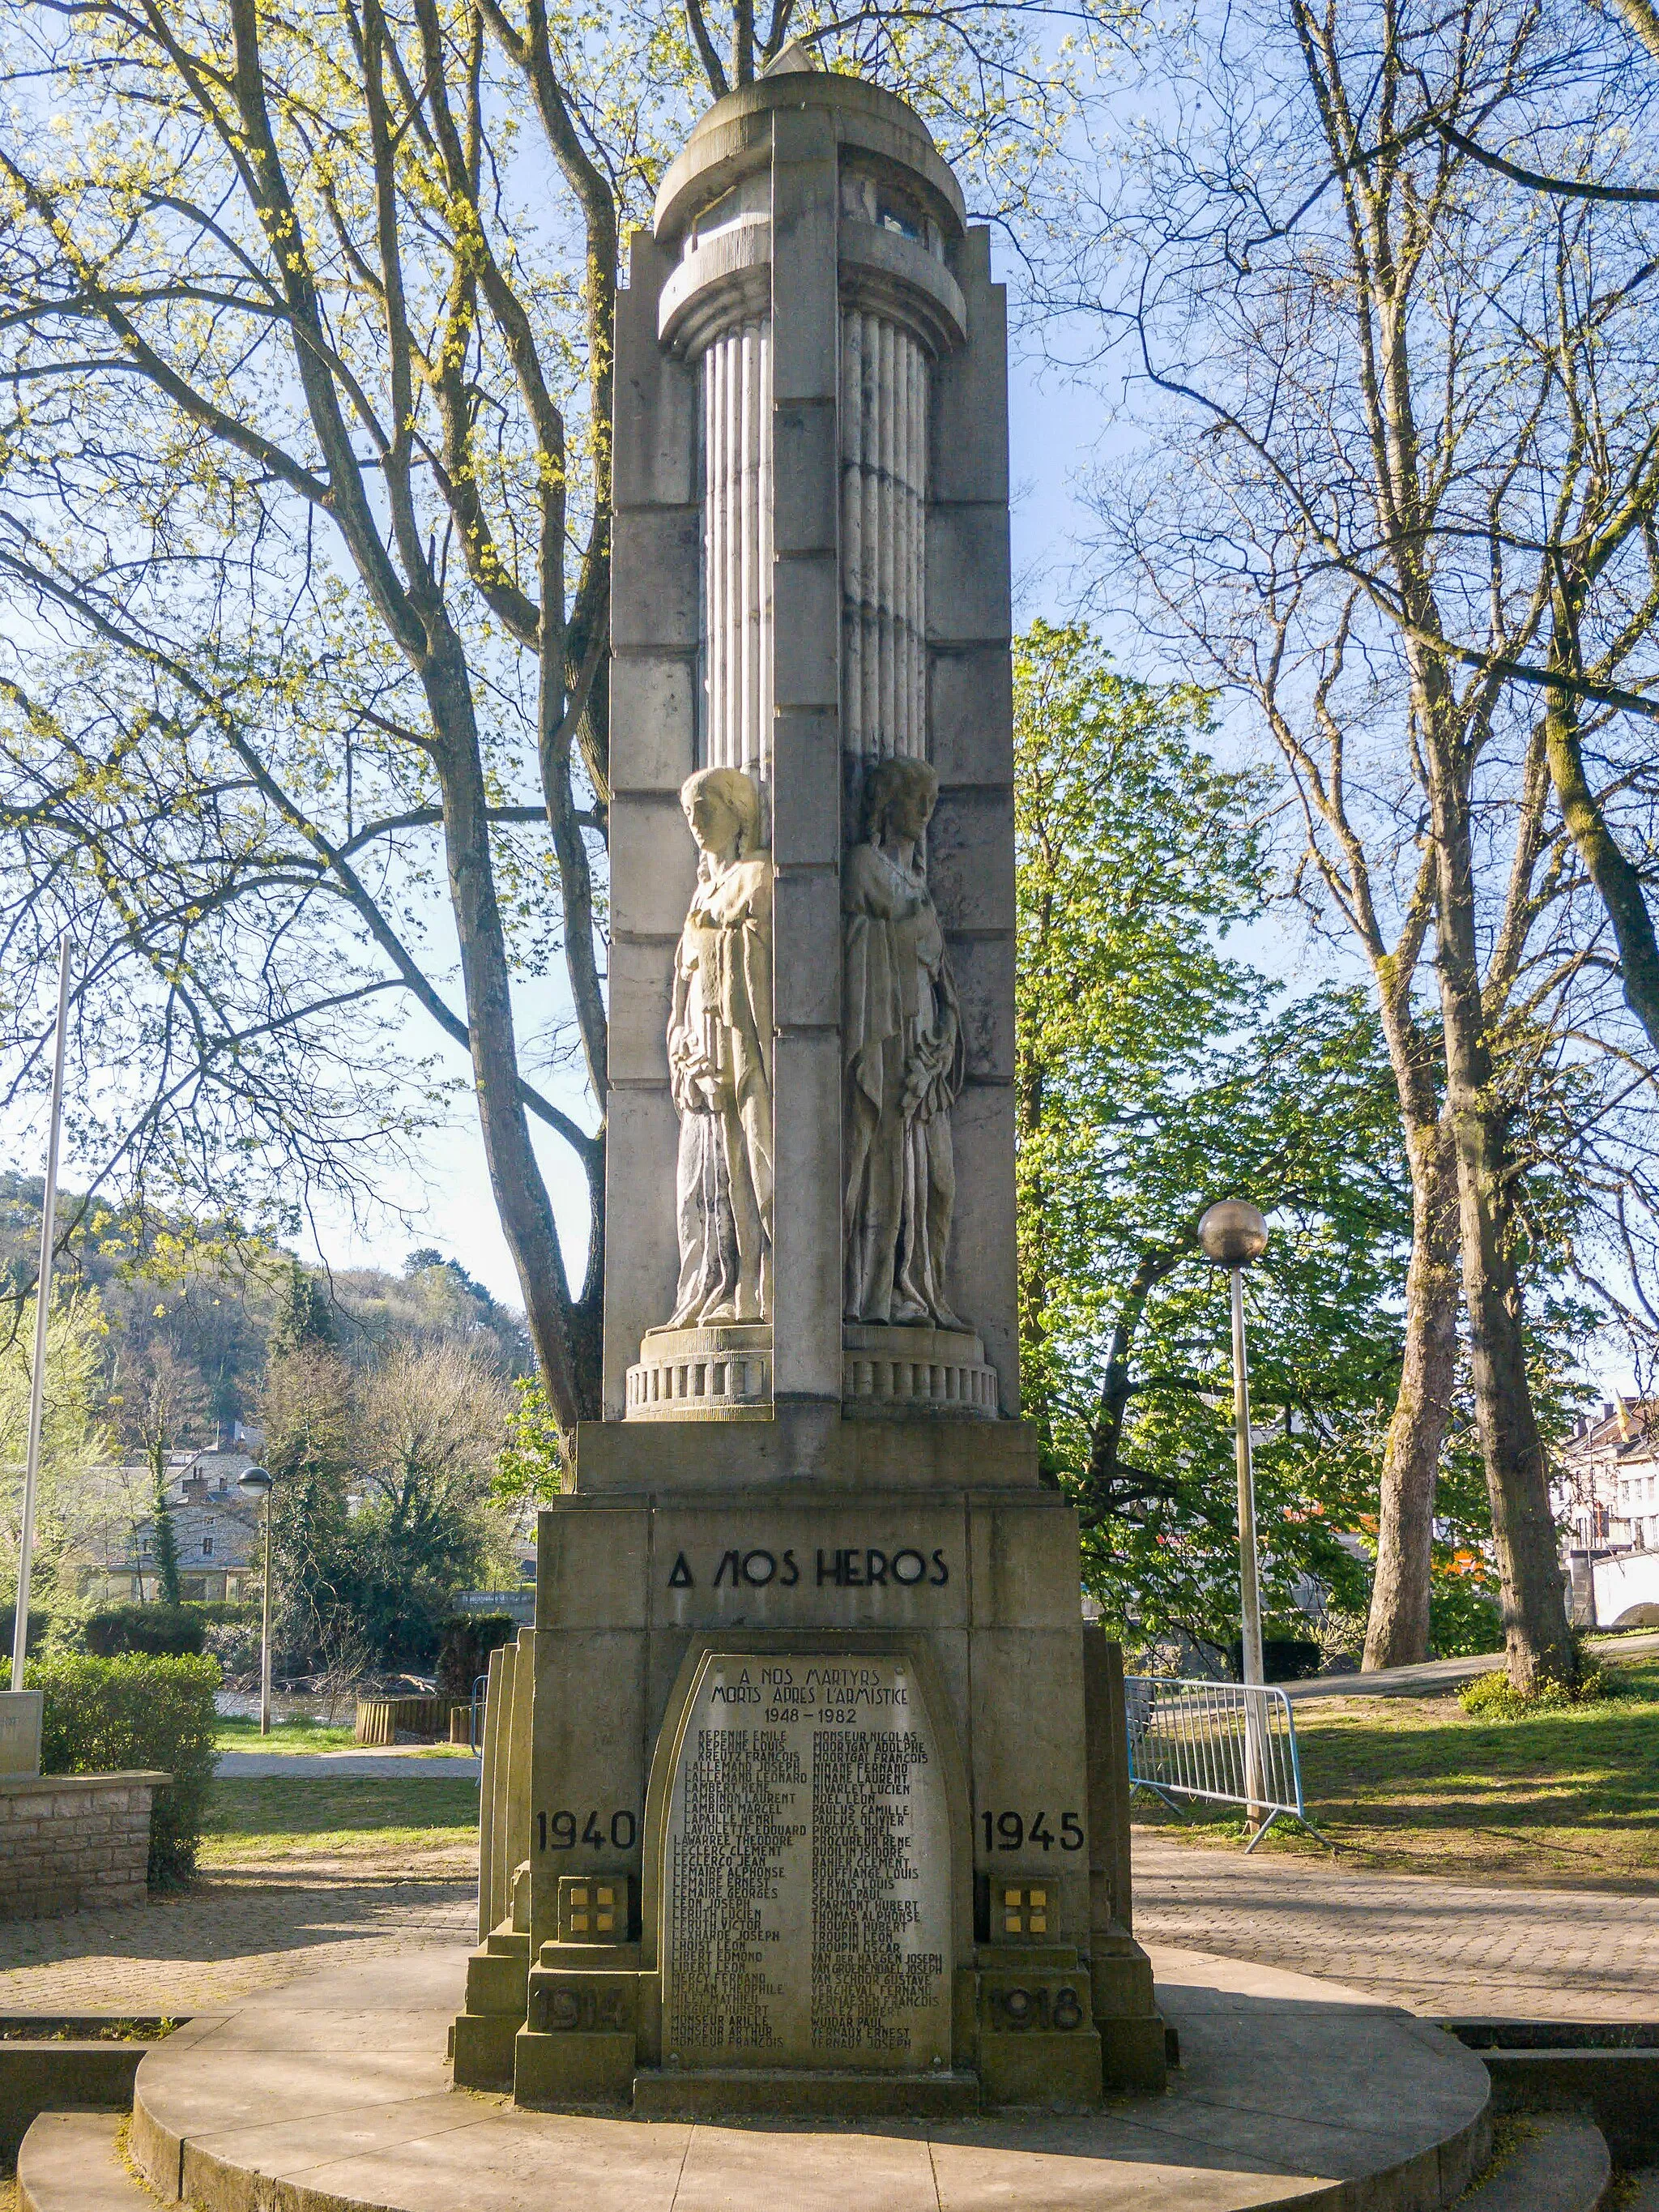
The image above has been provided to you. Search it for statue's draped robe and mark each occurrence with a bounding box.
[667,853,774,1325]
[842,840,965,1326]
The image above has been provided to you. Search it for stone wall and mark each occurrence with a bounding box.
[0,1770,168,1919]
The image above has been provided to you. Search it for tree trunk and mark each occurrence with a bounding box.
[1428,771,1575,1690]
[1363,1109,1458,1668]
[427,643,600,1429]
[1544,686,1659,1058]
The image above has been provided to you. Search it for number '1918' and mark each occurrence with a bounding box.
[981,1810,1083,1851]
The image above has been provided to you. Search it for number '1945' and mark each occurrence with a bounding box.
[981,1810,1083,1851]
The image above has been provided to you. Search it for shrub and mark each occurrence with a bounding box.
[1230,1634,1322,1682]
[25,1651,220,1885]
[85,1605,208,1658]
[0,1606,50,1656]
[190,1600,262,1629]
[203,1617,262,1685]
[1458,1662,1623,1719]
[1429,1578,1505,1659]
[435,1614,518,1702]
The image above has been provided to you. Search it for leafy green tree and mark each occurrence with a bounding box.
[0,0,1103,1434]
[0,1285,109,1622]
[331,1340,515,1663]
[494,1377,568,1511]
[268,1264,337,1360]
[258,1341,356,1672]
[261,1331,513,1669]
[1014,621,1413,1655]
[148,1467,182,1609]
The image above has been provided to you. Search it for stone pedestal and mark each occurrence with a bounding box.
[454,1422,1162,2110]
[0,1689,43,1778]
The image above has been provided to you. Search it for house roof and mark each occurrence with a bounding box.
[1560,1398,1657,1458]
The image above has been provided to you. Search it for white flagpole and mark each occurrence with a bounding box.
[11,939,72,1693]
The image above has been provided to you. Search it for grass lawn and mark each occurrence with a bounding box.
[1135,1652,1659,1887]
[212,1717,476,1757]
[200,1773,480,1864]
[213,1716,360,1753]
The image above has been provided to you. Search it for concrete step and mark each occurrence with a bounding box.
[0,2042,148,2170]
[1455,2115,1610,2211]
[17,2112,154,2212]
[630,2065,982,2118]
[1447,2026,1659,2167]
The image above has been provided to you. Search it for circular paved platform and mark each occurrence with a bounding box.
[129,1945,1491,2211]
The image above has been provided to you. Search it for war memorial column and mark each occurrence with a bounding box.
[450,49,1166,2115]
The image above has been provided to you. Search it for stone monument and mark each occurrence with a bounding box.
[450,49,1165,2115]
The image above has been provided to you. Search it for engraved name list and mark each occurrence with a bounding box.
[661,1652,953,2073]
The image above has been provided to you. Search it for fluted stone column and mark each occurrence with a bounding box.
[702,318,774,797]
[841,310,928,768]
[604,59,1014,1423]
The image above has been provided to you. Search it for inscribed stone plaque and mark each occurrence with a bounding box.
[661,1651,951,2071]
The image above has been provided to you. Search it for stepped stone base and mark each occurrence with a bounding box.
[1453,2115,1610,2211]
[0,2039,148,2169]
[631,2065,982,2117]
[124,1943,1494,2212]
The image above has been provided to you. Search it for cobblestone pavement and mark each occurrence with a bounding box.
[0,1851,476,2017]
[6,1821,1654,2026]
[1134,1829,1659,2019]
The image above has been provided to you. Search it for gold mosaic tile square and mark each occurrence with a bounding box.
[999,1884,1049,1937]
[557,1874,631,1943]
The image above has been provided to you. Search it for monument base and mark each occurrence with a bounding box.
[632,2065,983,2119]
[129,1944,1496,2212]
[452,1411,1168,2116]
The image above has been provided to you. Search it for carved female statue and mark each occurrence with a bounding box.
[666,767,774,1327]
[843,756,966,1328]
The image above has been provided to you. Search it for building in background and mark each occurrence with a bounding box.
[1554,1398,1659,1626]
[79,1444,262,1605]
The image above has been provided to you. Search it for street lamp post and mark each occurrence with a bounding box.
[11,939,71,1700]
[237,1465,275,1736]
[1196,1199,1270,1821]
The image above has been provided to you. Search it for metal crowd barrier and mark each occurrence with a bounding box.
[1124,1675,1332,1851]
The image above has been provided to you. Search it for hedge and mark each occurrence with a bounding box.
[0,1606,49,1656]
[434,1614,519,1702]
[190,1600,261,1629]
[85,1605,208,1658]
[24,1652,220,1885]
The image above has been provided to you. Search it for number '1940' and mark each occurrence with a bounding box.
[539,1809,638,1851]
